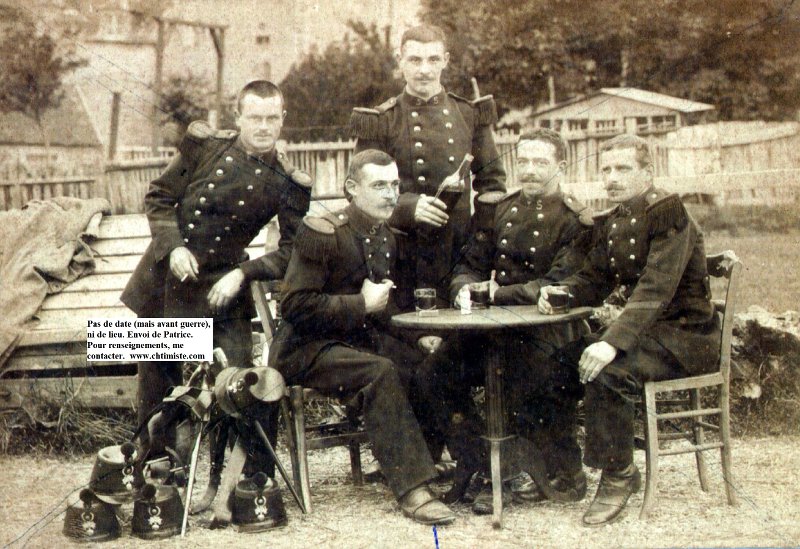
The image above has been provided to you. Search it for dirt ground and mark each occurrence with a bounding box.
[2,435,799,549]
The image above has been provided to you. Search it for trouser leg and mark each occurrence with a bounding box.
[507,333,583,477]
[137,360,183,425]
[302,344,437,499]
[557,335,685,470]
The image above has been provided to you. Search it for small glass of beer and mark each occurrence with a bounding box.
[469,281,491,309]
[415,288,438,316]
[548,285,571,314]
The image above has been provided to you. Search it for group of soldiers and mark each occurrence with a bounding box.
[121,23,721,529]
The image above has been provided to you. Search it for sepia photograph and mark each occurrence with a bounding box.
[0,0,799,547]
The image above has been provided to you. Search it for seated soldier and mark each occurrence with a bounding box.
[414,129,593,514]
[538,134,721,526]
[268,149,456,525]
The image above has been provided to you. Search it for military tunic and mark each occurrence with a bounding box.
[268,203,438,499]
[556,186,720,469]
[451,189,593,304]
[121,121,311,428]
[415,189,594,479]
[350,90,506,304]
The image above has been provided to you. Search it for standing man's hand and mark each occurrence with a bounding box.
[439,170,465,193]
[578,341,618,384]
[361,278,393,313]
[207,269,245,314]
[169,246,199,282]
[414,194,449,227]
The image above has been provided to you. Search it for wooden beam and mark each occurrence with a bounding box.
[211,28,226,129]
[0,376,138,409]
[151,18,166,154]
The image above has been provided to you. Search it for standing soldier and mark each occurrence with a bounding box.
[121,81,311,516]
[350,23,506,308]
[415,129,593,513]
[539,134,721,526]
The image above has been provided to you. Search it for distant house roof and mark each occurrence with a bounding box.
[0,86,102,148]
[533,87,714,117]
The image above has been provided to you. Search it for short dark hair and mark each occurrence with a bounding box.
[236,80,283,113]
[344,149,396,200]
[401,24,447,50]
[518,128,567,163]
[599,134,652,168]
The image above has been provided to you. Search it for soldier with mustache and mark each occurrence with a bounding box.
[349,24,506,311]
[539,134,721,525]
[414,129,594,513]
[121,81,311,515]
[269,150,456,525]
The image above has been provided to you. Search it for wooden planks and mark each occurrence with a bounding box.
[0,376,138,409]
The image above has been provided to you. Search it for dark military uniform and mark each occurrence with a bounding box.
[121,121,311,471]
[556,187,720,470]
[415,189,594,479]
[350,90,506,305]
[268,203,438,499]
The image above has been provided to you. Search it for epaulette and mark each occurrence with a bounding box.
[294,215,339,261]
[477,190,512,205]
[186,120,237,140]
[349,97,397,141]
[277,151,313,188]
[562,193,594,226]
[470,94,498,127]
[646,191,688,234]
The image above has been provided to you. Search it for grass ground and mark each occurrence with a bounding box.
[704,229,800,312]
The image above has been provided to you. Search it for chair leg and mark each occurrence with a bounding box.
[689,389,710,491]
[719,382,738,506]
[289,386,313,513]
[280,397,302,498]
[640,383,660,519]
[348,440,363,486]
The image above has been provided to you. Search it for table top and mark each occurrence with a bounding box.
[391,305,592,331]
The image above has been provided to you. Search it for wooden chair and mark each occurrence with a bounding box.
[639,250,741,518]
[250,280,367,513]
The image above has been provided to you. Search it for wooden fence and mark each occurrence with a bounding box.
[1,126,798,213]
[0,176,96,211]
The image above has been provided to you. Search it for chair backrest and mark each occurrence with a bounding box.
[706,250,742,381]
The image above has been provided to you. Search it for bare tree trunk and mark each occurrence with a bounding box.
[36,114,52,177]
[547,74,556,106]
[620,48,630,87]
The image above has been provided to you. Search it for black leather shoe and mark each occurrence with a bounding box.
[472,482,513,515]
[514,470,587,503]
[399,485,456,525]
[512,478,546,503]
[434,459,458,481]
[582,465,641,526]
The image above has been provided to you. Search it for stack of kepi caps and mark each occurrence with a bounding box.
[63,442,185,542]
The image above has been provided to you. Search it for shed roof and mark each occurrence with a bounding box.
[534,87,714,117]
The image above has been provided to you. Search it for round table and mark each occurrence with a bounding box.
[392,305,592,528]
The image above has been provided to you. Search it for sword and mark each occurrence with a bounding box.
[181,427,203,537]
[253,419,307,513]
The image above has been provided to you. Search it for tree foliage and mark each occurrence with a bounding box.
[421,0,800,120]
[0,6,87,170]
[280,21,402,141]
